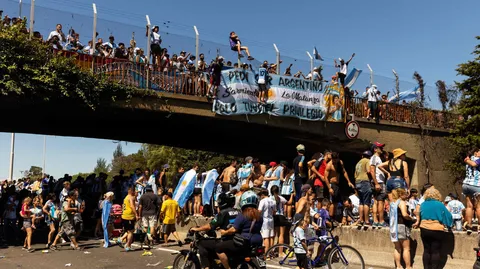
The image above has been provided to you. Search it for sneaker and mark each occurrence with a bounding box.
[61,238,66,244]
[50,245,58,251]
[125,247,132,252]
[178,240,183,247]
[27,248,35,253]
[247,56,254,61]
[22,246,27,250]
[372,222,378,228]
[46,243,51,248]
[356,221,364,227]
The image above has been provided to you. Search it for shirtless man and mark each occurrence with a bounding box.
[252,159,266,188]
[220,160,237,192]
[294,184,313,223]
[324,152,354,219]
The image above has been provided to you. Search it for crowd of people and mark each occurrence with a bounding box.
[1,144,479,269]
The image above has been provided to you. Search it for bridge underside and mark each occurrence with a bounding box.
[1,99,370,164]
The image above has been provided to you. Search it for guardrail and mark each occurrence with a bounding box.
[69,56,458,130]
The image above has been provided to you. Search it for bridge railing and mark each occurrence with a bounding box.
[90,60,459,129]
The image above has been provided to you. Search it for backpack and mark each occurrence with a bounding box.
[229,172,239,187]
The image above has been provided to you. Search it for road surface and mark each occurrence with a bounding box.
[0,238,385,269]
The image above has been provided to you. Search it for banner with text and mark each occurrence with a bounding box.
[212,70,345,122]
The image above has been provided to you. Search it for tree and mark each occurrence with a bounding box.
[0,20,159,109]
[93,158,110,175]
[413,71,426,107]
[448,36,480,183]
[113,143,124,159]
[436,80,449,111]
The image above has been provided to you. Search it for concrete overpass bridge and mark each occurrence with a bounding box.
[1,58,457,194]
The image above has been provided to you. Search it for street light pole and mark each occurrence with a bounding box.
[9,133,15,181]
[43,135,46,174]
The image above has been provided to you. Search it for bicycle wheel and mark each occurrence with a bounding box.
[327,245,365,269]
[172,252,200,269]
[265,243,297,267]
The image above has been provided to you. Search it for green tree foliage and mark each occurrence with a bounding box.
[449,36,480,183]
[93,157,110,175]
[0,20,157,109]
[436,80,459,112]
[413,71,426,107]
[71,172,91,182]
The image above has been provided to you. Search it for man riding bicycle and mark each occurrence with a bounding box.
[190,192,238,269]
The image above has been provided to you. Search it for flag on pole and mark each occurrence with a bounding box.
[345,68,362,88]
[313,47,324,61]
[388,86,420,102]
[202,169,219,205]
[172,169,197,208]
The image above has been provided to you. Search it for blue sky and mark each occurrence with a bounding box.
[1,0,479,179]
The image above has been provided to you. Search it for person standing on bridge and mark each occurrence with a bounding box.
[334,53,355,87]
[208,56,224,99]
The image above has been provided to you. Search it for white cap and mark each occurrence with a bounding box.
[372,85,377,88]
[218,56,224,60]
[338,58,343,62]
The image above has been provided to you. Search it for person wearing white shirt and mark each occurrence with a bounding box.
[366,85,380,120]
[334,53,355,86]
[305,67,322,81]
[369,142,388,228]
[47,24,66,44]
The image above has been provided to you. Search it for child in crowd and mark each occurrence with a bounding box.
[258,188,275,253]
[446,194,465,231]
[293,218,309,269]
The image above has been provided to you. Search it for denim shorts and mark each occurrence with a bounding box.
[355,181,372,205]
[462,183,480,197]
[386,178,407,193]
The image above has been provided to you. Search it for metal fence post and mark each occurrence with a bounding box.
[194,26,199,70]
[19,0,22,18]
[91,3,97,72]
[306,51,313,80]
[146,15,151,89]
[273,43,280,75]
[8,133,15,181]
[28,0,34,39]
[367,64,373,86]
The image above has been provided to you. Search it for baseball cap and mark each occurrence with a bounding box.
[218,56,224,60]
[444,196,452,203]
[301,184,312,193]
[362,151,372,157]
[374,142,385,148]
[296,144,305,151]
[269,162,277,167]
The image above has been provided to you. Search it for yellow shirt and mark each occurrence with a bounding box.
[161,199,179,224]
[354,158,370,182]
[121,195,135,220]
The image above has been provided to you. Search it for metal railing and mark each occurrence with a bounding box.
[71,57,458,130]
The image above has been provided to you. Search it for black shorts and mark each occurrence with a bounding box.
[221,182,231,192]
[216,239,237,254]
[122,219,135,231]
[162,223,176,235]
[151,44,162,55]
[193,188,202,195]
[281,194,292,202]
[274,215,288,227]
[258,84,267,92]
[295,253,309,268]
[210,75,221,87]
[331,183,341,203]
[314,185,326,200]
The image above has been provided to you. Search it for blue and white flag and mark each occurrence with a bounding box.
[345,68,362,88]
[313,47,324,61]
[202,169,219,205]
[173,169,197,208]
[388,86,420,102]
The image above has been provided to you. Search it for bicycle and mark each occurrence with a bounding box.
[265,224,365,269]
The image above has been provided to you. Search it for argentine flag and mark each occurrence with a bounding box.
[202,169,219,205]
[388,86,420,103]
[345,68,362,88]
[173,169,197,208]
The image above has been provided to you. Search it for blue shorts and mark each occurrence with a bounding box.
[462,183,480,197]
[355,181,372,205]
[386,178,407,193]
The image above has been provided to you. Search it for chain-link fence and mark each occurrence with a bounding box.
[3,0,438,108]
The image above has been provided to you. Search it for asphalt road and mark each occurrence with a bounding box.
[0,238,384,269]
